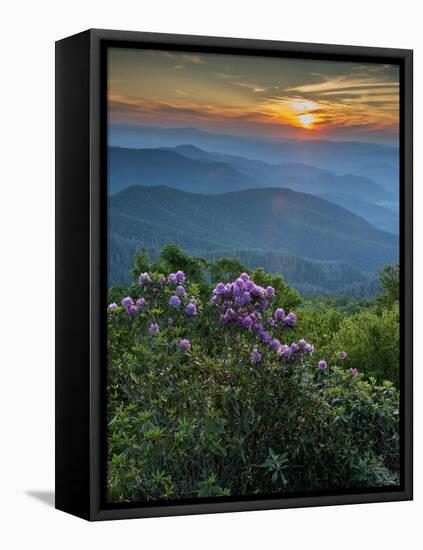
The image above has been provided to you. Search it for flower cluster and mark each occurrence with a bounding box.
[149,322,159,334]
[278,339,314,360]
[180,338,191,351]
[116,295,148,318]
[167,271,186,284]
[212,273,282,326]
[109,271,355,376]
[249,337,315,365]
[211,273,312,363]
[138,272,151,285]
[108,270,200,322]
[120,296,138,318]
[167,272,198,316]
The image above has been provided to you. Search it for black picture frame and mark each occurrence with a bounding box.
[55,28,413,521]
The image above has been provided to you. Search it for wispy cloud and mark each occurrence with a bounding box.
[181,54,205,65]
[232,81,266,93]
[321,87,399,96]
[217,72,243,79]
[286,74,399,94]
[152,50,205,65]
[109,93,285,126]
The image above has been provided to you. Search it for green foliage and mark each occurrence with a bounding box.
[106,249,400,503]
[153,244,208,285]
[209,257,248,284]
[130,248,150,282]
[259,449,289,486]
[249,267,302,311]
[330,305,400,386]
[324,369,399,482]
[376,264,400,309]
[107,317,399,502]
[307,294,374,316]
[290,302,343,351]
[197,475,230,498]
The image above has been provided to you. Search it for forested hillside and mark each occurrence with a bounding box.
[108,185,398,293]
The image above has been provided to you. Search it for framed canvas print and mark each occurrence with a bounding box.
[55,29,413,521]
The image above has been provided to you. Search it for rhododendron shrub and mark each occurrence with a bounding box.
[107,270,400,503]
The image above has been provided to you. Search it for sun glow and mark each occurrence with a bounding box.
[291,99,319,112]
[297,113,316,129]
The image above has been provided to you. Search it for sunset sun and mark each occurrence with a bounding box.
[297,113,316,129]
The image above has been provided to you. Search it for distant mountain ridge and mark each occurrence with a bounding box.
[109,123,399,174]
[160,144,391,202]
[108,147,257,194]
[109,146,391,203]
[318,193,399,235]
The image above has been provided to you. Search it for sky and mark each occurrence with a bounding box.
[108,47,400,144]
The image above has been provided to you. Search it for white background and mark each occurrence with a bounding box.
[0,1,420,548]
